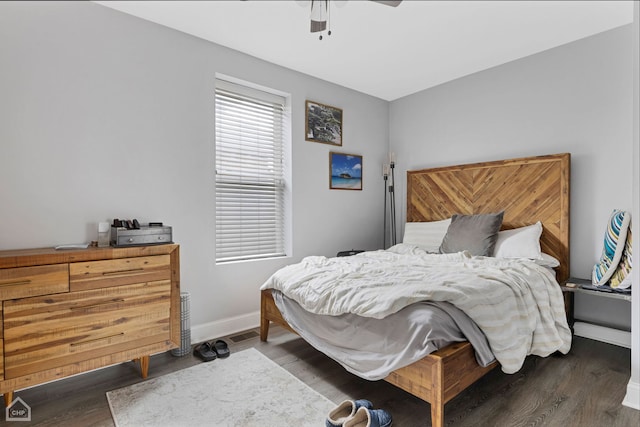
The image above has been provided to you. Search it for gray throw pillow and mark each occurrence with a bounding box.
[439,212,505,256]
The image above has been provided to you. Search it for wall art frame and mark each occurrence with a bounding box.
[330,152,362,190]
[306,100,343,146]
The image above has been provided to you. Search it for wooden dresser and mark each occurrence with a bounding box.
[0,244,180,406]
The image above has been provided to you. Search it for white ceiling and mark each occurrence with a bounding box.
[94,0,634,101]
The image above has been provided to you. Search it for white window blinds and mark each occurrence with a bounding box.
[215,79,286,263]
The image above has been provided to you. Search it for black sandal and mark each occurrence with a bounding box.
[212,340,230,358]
[193,341,217,362]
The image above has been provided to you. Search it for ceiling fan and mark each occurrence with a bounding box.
[309,0,403,40]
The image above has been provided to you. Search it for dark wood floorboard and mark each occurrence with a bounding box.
[2,327,638,427]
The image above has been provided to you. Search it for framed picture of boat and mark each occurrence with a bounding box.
[330,152,362,190]
[306,100,342,146]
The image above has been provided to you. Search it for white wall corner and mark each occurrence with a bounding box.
[628,0,639,413]
[623,380,640,410]
[190,311,260,345]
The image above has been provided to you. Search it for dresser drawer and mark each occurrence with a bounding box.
[69,255,171,291]
[0,264,69,301]
[2,280,171,379]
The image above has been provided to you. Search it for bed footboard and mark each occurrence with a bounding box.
[385,342,497,427]
[260,289,498,427]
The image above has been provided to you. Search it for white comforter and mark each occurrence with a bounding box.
[261,244,572,374]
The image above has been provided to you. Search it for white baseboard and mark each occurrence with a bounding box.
[623,380,640,410]
[573,321,631,348]
[190,311,260,344]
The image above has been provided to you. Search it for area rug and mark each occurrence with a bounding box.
[106,348,336,427]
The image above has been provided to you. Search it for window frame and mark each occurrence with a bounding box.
[214,77,290,264]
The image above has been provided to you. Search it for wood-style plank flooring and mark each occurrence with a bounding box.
[4,326,639,426]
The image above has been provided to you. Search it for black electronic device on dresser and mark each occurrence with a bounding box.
[110,219,173,247]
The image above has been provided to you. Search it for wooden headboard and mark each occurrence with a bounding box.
[407,153,570,282]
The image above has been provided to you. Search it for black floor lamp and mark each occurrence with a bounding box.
[383,153,397,248]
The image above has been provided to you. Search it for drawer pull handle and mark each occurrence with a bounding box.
[0,280,32,287]
[70,332,125,347]
[71,298,125,310]
[102,268,145,276]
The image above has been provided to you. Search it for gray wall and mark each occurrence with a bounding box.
[390,25,634,329]
[0,2,389,338]
[627,0,639,408]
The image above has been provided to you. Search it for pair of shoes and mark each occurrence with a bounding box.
[193,340,231,362]
[326,400,373,427]
[344,407,392,427]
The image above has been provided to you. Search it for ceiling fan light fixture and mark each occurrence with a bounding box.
[309,0,400,39]
[310,0,328,33]
[310,20,327,33]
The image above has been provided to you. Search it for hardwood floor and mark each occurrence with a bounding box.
[4,326,639,426]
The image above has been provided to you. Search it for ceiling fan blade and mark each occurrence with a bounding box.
[370,0,403,6]
[310,0,328,32]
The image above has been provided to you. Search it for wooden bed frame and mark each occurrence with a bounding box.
[260,153,570,427]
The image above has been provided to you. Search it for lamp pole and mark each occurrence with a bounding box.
[389,152,397,246]
[383,166,389,249]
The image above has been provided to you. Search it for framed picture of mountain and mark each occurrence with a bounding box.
[330,152,362,190]
[306,100,342,146]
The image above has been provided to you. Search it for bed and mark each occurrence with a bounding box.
[260,153,571,427]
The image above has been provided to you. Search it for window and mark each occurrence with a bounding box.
[215,78,288,263]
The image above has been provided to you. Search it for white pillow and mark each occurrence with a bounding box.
[493,222,543,260]
[535,253,560,268]
[403,219,452,253]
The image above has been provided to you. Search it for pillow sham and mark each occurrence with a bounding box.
[439,211,504,257]
[609,227,632,288]
[402,219,452,253]
[534,252,560,268]
[592,209,631,286]
[493,222,543,260]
